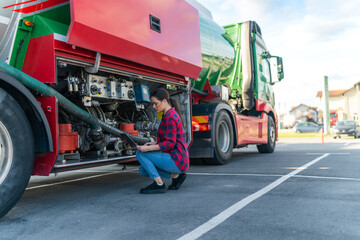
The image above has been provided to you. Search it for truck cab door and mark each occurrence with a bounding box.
[253,39,275,107]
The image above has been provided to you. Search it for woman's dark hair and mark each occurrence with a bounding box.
[151,88,184,126]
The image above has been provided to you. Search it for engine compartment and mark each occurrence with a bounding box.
[53,61,191,164]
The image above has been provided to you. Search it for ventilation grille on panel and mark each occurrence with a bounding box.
[150,15,161,33]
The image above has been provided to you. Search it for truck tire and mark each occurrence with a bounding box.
[204,111,233,165]
[0,88,34,218]
[257,116,276,153]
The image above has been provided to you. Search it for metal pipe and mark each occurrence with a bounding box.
[191,88,208,96]
[0,61,151,144]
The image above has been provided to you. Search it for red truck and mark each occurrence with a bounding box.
[330,110,338,126]
[0,0,284,217]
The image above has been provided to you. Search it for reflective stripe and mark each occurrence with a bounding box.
[192,116,209,124]
[192,123,210,132]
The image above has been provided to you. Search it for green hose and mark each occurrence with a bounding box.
[0,61,150,144]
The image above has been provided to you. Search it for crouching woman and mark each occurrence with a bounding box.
[136,88,189,194]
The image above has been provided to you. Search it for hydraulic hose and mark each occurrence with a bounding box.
[0,61,151,145]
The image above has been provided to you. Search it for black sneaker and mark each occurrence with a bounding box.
[168,173,187,190]
[140,181,166,194]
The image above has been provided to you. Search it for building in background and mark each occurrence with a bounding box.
[342,82,360,123]
[280,104,319,129]
[290,104,319,123]
[316,82,360,124]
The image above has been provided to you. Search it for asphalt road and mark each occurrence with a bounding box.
[1,137,360,240]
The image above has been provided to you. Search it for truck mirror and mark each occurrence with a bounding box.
[276,57,284,80]
[269,56,284,84]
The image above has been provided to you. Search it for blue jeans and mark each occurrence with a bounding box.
[136,151,182,179]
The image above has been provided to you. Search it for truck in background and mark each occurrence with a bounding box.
[330,110,338,126]
[0,0,284,218]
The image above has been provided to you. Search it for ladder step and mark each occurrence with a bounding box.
[53,155,137,172]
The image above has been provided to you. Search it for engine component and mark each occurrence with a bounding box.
[120,124,139,136]
[135,121,159,132]
[58,124,79,154]
[134,84,151,103]
[87,74,135,101]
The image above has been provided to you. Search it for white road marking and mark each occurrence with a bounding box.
[297,148,326,150]
[344,142,351,146]
[188,172,360,182]
[0,16,10,25]
[178,153,330,240]
[294,174,360,182]
[187,172,283,177]
[276,143,289,147]
[306,153,350,155]
[26,169,137,190]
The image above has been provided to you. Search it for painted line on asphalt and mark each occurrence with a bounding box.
[276,143,289,147]
[26,169,137,190]
[306,153,350,155]
[188,172,284,177]
[297,148,326,150]
[188,172,360,182]
[0,16,10,25]
[344,142,351,146]
[178,153,330,240]
[294,174,360,182]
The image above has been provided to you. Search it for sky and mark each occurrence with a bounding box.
[196,0,360,113]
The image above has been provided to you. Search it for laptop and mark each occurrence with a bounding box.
[122,134,138,148]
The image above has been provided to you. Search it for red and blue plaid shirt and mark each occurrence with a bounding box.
[157,108,189,172]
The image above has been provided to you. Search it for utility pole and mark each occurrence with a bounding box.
[323,76,330,134]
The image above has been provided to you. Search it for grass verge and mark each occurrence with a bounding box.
[279,131,323,138]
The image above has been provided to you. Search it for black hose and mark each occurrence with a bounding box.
[0,61,151,144]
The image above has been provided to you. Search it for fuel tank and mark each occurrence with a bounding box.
[1,0,234,84]
[187,0,235,91]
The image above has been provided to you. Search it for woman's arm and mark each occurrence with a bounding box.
[136,144,160,152]
[144,142,157,146]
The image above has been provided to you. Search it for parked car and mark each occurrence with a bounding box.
[333,120,360,139]
[293,122,323,133]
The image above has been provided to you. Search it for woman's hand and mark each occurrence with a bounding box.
[136,145,151,152]
[136,143,161,152]
[144,142,157,146]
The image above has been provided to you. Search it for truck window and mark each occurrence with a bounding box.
[261,58,271,83]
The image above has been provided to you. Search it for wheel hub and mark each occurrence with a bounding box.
[269,125,275,145]
[218,121,230,152]
[0,121,13,185]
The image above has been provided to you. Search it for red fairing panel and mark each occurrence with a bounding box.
[256,99,279,141]
[67,0,202,79]
[234,114,268,146]
[33,96,58,176]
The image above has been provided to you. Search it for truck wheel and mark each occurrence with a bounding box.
[204,111,233,165]
[0,88,34,218]
[257,116,276,153]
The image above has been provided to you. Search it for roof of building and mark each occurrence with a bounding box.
[290,104,318,112]
[341,81,360,95]
[316,89,347,98]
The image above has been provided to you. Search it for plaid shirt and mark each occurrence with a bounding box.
[157,108,189,172]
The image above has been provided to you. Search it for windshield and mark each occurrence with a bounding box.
[336,121,355,126]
